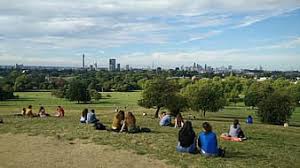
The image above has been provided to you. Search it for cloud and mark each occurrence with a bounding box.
[181,30,222,43]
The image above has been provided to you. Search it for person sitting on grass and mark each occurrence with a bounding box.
[55,106,64,117]
[21,108,26,116]
[111,110,125,131]
[246,115,253,124]
[86,109,99,124]
[80,108,88,123]
[176,121,197,154]
[198,122,225,157]
[25,105,37,117]
[175,113,184,128]
[121,112,140,133]
[0,117,3,124]
[38,106,50,117]
[159,111,172,126]
[221,119,246,141]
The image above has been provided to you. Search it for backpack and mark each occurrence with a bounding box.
[94,122,106,130]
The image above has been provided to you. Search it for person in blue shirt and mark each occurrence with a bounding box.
[86,109,99,124]
[159,112,171,126]
[246,115,253,124]
[198,122,225,157]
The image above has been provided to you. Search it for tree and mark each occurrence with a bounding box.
[165,93,187,115]
[14,74,30,91]
[138,78,179,118]
[244,81,274,107]
[287,83,300,106]
[257,91,295,125]
[66,80,91,103]
[183,80,226,117]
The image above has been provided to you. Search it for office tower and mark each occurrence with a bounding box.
[109,59,116,71]
[117,63,121,71]
[82,54,85,68]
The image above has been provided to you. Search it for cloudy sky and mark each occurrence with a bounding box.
[0,0,300,70]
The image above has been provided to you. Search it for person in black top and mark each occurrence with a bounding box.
[176,121,197,154]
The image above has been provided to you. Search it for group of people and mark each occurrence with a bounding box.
[19,105,65,118]
[158,111,252,157]
[176,119,249,157]
[79,108,144,133]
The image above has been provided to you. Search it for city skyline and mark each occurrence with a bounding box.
[0,1,300,71]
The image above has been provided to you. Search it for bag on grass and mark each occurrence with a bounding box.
[94,122,106,130]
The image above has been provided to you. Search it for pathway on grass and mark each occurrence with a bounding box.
[0,134,172,168]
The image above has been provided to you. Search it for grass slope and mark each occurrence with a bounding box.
[0,92,299,168]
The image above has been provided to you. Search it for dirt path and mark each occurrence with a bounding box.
[0,134,173,168]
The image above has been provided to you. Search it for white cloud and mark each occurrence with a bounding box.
[181,30,222,43]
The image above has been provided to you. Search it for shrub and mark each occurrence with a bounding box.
[256,91,295,125]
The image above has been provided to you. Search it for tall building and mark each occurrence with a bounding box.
[117,63,121,71]
[125,64,130,71]
[82,54,85,68]
[109,59,116,71]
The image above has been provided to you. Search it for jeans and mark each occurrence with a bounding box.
[176,142,196,154]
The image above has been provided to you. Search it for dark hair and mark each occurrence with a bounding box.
[248,115,252,118]
[82,108,88,118]
[28,105,32,109]
[202,122,212,132]
[179,121,194,137]
[40,106,44,110]
[91,109,95,113]
[117,110,125,120]
[233,119,239,129]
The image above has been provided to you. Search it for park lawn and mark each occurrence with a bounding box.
[0,92,299,168]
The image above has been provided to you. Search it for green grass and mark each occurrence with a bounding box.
[0,92,299,168]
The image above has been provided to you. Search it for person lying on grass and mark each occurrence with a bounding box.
[80,108,88,123]
[38,106,50,117]
[159,111,172,126]
[86,109,99,124]
[175,113,184,128]
[111,110,125,131]
[198,122,225,157]
[221,119,246,141]
[120,112,140,133]
[55,106,65,117]
[176,121,197,154]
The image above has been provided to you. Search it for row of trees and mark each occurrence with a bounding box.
[139,77,298,125]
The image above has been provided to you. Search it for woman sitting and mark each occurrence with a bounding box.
[111,110,125,131]
[198,122,225,157]
[175,113,184,128]
[80,108,88,123]
[38,106,50,117]
[25,105,37,117]
[121,112,140,133]
[221,119,246,141]
[86,109,99,124]
[55,106,65,117]
[176,121,196,154]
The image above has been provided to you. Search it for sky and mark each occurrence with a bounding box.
[0,0,300,70]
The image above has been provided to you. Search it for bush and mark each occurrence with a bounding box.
[256,91,295,125]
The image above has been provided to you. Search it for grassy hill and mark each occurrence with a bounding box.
[0,92,299,168]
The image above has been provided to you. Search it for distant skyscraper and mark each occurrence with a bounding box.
[228,65,233,70]
[117,63,121,71]
[126,64,130,71]
[109,59,116,71]
[82,54,85,68]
